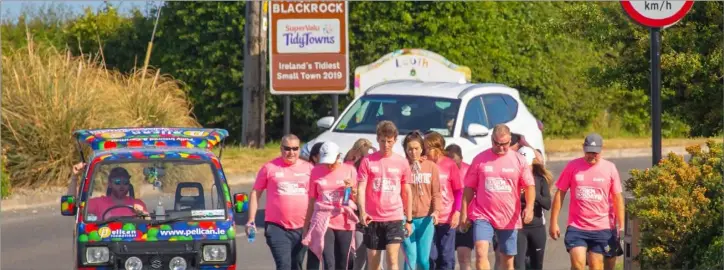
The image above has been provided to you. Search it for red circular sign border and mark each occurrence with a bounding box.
[620,0,695,28]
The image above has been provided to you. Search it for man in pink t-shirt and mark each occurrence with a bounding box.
[86,167,148,221]
[549,133,625,270]
[246,134,314,270]
[356,120,413,270]
[460,124,536,270]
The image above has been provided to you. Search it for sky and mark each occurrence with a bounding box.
[1,1,149,21]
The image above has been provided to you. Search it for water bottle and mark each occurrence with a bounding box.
[247,222,256,243]
[155,201,165,221]
[342,187,352,206]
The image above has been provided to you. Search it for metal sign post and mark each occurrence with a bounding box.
[619,2,694,270]
[620,0,694,166]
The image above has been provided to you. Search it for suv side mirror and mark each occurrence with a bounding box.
[60,195,77,216]
[316,116,335,129]
[467,123,490,137]
[233,192,249,214]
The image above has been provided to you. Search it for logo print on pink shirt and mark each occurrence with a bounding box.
[373,178,396,192]
[278,182,307,195]
[484,177,512,193]
[575,186,604,202]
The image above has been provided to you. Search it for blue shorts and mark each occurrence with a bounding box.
[564,226,618,256]
[473,220,518,256]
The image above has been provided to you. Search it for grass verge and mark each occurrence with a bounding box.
[543,137,714,153]
[217,137,714,176]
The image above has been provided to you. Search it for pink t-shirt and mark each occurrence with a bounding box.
[357,151,411,222]
[464,149,534,230]
[309,163,358,231]
[253,157,314,230]
[436,156,463,224]
[87,196,148,220]
[555,157,622,231]
[609,198,616,229]
[460,162,470,180]
[460,162,473,218]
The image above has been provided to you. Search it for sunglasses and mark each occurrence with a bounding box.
[282,145,300,151]
[112,178,131,185]
[493,139,510,147]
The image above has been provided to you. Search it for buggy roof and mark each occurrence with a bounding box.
[73,127,229,152]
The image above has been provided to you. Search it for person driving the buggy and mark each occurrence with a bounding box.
[86,167,149,221]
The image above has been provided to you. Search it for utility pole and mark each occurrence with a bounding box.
[242,1,266,148]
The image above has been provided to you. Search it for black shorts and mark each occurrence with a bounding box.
[362,220,405,250]
[455,227,474,249]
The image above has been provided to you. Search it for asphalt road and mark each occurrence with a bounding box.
[1,156,657,270]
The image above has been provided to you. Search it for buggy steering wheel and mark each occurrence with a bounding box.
[101,205,143,220]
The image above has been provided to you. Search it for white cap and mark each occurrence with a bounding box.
[517,146,535,166]
[318,141,341,165]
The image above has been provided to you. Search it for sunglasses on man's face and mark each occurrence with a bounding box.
[493,140,510,147]
[282,145,300,151]
[112,178,131,185]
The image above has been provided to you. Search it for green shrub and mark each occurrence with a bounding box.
[1,149,11,199]
[625,140,723,269]
[1,38,199,189]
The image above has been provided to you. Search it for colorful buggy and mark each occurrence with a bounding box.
[60,127,249,270]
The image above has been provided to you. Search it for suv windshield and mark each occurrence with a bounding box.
[84,160,227,224]
[334,94,461,136]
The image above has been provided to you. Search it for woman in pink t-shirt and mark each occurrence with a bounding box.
[303,141,359,270]
[445,143,474,270]
[424,131,464,270]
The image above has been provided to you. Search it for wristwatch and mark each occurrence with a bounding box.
[406,219,413,224]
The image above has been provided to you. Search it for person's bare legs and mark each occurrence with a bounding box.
[457,247,473,270]
[385,243,401,270]
[475,240,491,270]
[603,254,617,270]
[587,251,605,270]
[368,249,383,270]
[569,247,588,270]
[497,253,514,270]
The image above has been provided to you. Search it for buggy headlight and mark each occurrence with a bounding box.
[169,256,187,270]
[125,256,143,270]
[202,245,227,262]
[84,246,110,264]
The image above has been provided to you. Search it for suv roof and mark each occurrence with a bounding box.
[364,80,515,99]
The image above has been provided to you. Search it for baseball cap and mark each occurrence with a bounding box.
[109,167,131,180]
[318,141,341,165]
[583,133,603,153]
[517,146,535,166]
[511,133,522,146]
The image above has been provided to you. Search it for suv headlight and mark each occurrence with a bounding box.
[202,245,227,262]
[85,246,110,264]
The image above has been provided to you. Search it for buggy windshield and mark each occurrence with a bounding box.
[83,160,228,224]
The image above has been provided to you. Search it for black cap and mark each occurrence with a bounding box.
[511,133,522,146]
[583,133,603,153]
[108,167,131,180]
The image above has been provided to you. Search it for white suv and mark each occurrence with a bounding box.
[307,80,546,164]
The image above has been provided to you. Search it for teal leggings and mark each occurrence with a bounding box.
[402,216,434,270]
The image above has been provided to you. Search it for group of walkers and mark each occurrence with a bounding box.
[244,120,625,270]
